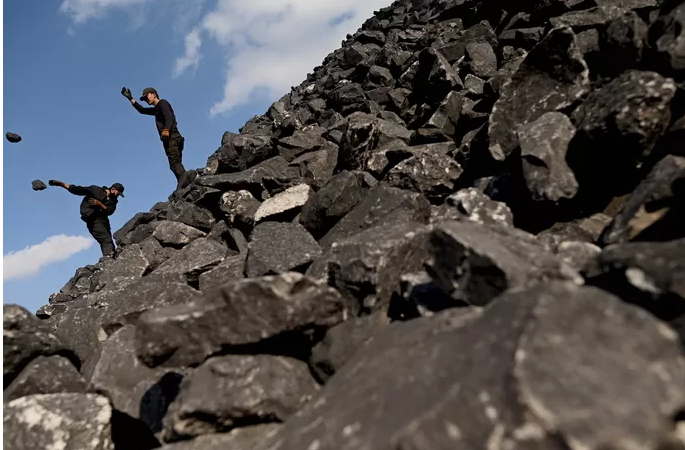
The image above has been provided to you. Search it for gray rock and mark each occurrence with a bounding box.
[135,272,349,368]
[246,222,321,277]
[96,244,150,290]
[47,273,200,365]
[427,220,582,306]
[3,393,114,450]
[153,238,227,281]
[254,184,314,223]
[585,238,685,327]
[648,1,685,77]
[423,90,462,137]
[569,70,677,201]
[31,179,47,191]
[337,112,413,172]
[163,354,319,440]
[602,10,648,71]
[260,282,685,450]
[488,26,590,160]
[167,201,215,232]
[442,187,514,227]
[113,212,157,247]
[36,304,68,320]
[276,127,336,162]
[88,326,185,435]
[206,142,245,175]
[367,65,394,86]
[413,47,464,104]
[219,190,261,230]
[555,240,602,271]
[518,111,579,202]
[318,183,431,249]
[464,41,497,78]
[199,156,300,197]
[289,147,338,190]
[310,312,390,383]
[153,221,206,246]
[599,155,685,245]
[158,424,281,450]
[4,356,87,403]
[4,304,77,388]
[386,144,463,202]
[464,74,485,96]
[310,222,432,314]
[551,5,632,28]
[299,171,377,239]
[198,254,246,291]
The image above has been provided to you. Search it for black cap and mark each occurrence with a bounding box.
[110,183,125,197]
[139,87,157,102]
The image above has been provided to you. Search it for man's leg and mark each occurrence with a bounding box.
[86,217,115,256]
[163,133,186,181]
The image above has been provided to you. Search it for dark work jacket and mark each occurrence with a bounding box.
[132,99,180,136]
[68,185,118,222]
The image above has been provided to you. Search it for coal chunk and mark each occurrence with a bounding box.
[488,26,590,161]
[246,222,321,277]
[31,179,47,191]
[6,132,21,143]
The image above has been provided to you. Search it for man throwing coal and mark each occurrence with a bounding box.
[121,86,187,183]
[48,180,124,257]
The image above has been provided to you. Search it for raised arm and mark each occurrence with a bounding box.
[121,87,156,115]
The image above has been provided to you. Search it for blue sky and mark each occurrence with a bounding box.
[3,0,392,313]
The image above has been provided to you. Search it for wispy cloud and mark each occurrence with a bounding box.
[4,235,94,281]
[195,0,393,116]
[173,27,203,78]
[60,0,394,115]
[59,0,159,24]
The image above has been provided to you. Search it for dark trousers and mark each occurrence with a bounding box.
[84,216,115,257]
[163,131,186,181]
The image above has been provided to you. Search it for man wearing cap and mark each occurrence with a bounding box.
[121,86,186,182]
[47,180,124,258]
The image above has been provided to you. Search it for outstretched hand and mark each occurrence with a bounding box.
[48,180,62,187]
[121,87,133,101]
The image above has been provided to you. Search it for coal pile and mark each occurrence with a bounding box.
[5,0,685,449]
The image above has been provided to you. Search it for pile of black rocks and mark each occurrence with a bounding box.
[4,0,685,449]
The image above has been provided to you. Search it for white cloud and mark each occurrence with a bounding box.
[60,0,160,24]
[188,0,393,115]
[60,0,394,115]
[173,27,203,79]
[4,235,94,281]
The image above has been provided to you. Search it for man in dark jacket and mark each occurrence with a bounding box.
[48,180,124,257]
[121,86,186,183]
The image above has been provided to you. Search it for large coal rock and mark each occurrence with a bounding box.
[135,272,350,368]
[3,393,115,450]
[256,282,685,450]
[488,26,590,161]
[4,304,79,389]
[162,354,318,441]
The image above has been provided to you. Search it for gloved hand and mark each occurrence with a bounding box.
[48,180,62,187]
[161,129,170,140]
[121,87,133,100]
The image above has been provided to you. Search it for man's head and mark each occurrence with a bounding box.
[109,183,125,198]
[140,87,158,105]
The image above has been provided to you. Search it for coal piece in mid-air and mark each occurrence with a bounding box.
[6,132,22,143]
[32,180,47,191]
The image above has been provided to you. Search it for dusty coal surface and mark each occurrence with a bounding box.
[6,1,685,449]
